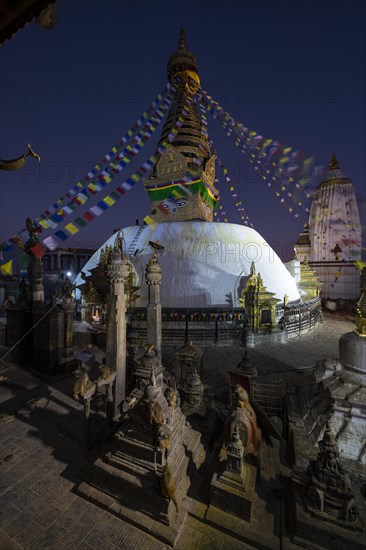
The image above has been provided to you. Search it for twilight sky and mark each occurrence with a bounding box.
[0,0,365,262]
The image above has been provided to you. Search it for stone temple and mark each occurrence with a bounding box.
[75,29,321,344]
[295,154,362,300]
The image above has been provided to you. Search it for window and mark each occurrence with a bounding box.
[60,255,73,270]
[261,309,272,324]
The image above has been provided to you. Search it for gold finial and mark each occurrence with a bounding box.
[178,26,187,50]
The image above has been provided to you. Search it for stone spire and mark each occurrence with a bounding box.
[226,422,244,473]
[327,153,340,172]
[307,154,362,298]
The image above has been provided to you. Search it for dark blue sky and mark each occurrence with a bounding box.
[0,0,365,261]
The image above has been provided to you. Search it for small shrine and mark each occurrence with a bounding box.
[288,424,365,549]
[209,384,260,521]
[175,341,204,388]
[298,259,321,301]
[305,425,360,525]
[77,345,206,546]
[79,240,139,325]
[294,224,311,263]
[239,262,280,334]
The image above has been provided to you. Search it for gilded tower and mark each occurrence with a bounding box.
[144,28,218,222]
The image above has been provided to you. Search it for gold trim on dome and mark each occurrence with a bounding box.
[203,153,216,186]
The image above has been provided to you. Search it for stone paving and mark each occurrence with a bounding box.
[0,315,356,549]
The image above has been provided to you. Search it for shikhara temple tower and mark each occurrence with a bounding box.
[297,154,362,300]
[144,28,218,223]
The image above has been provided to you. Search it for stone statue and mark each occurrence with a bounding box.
[147,399,165,426]
[73,371,93,400]
[160,463,178,513]
[99,364,112,380]
[157,423,171,456]
[165,386,179,408]
[228,384,258,455]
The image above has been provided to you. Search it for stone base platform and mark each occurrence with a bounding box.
[210,462,257,521]
[77,480,190,547]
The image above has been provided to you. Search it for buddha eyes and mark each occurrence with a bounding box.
[161,198,188,211]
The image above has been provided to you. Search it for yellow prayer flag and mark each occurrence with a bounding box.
[64,223,79,235]
[0,259,13,276]
[103,196,115,207]
[143,215,155,225]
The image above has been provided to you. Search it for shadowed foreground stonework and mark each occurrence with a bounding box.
[0,314,364,549]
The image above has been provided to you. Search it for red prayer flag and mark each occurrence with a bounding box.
[30,243,45,258]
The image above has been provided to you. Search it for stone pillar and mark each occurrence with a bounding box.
[105,236,130,419]
[145,251,163,361]
[60,290,77,371]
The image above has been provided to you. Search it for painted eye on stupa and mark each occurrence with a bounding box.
[176,199,188,208]
[160,203,170,209]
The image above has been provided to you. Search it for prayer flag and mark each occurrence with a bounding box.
[30,243,45,258]
[43,236,58,251]
[0,260,12,276]
[64,223,79,235]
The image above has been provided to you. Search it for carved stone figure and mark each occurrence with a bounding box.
[73,371,93,400]
[229,384,258,455]
[160,463,178,513]
[165,386,178,408]
[148,399,165,426]
[157,423,171,456]
[305,424,359,523]
[99,364,112,380]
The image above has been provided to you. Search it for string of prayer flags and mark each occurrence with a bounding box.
[199,87,317,207]
[0,82,177,252]
[41,92,194,248]
[198,89,307,224]
[215,155,254,227]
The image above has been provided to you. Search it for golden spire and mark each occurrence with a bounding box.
[167,27,199,85]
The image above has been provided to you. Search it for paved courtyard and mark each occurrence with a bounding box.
[0,314,356,549]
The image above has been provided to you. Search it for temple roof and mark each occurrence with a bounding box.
[316,154,352,189]
[0,0,56,43]
[295,225,311,247]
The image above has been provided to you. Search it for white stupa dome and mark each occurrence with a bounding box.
[75,221,300,308]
